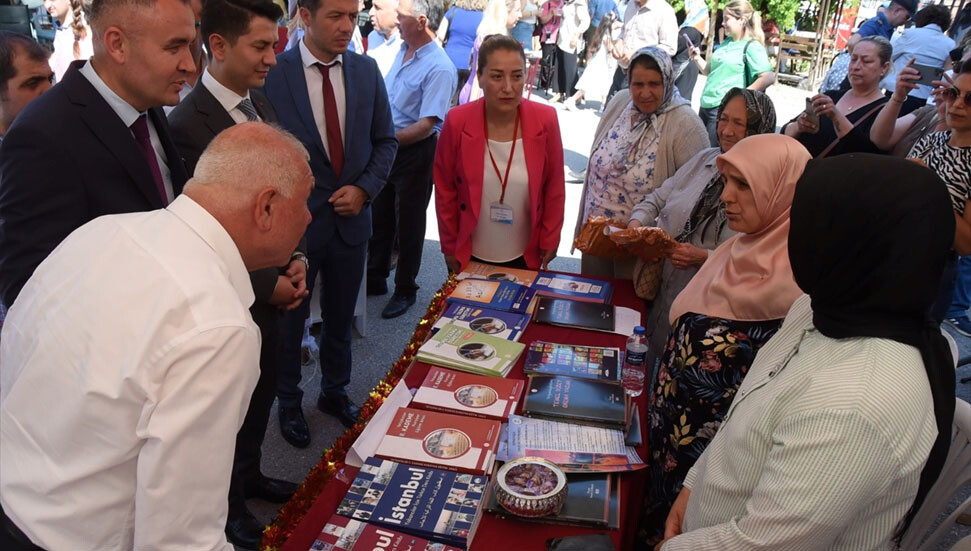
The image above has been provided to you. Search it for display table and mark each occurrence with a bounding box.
[263,276,648,551]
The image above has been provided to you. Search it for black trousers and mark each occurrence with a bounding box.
[228,303,281,515]
[554,48,579,97]
[368,134,438,297]
[605,65,627,106]
[539,43,558,91]
[0,504,45,551]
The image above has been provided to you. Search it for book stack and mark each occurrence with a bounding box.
[416,323,525,377]
[411,366,525,421]
[457,261,539,286]
[531,272,613,303]
[446,279,535,315]
[522,375,629,431]
[336,457,487,549]
[375,407,502,475]
[431,303,530,342]
[309,514,464,551]
[524,341,622,384]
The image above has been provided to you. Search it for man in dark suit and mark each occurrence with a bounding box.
[0,0,194,309]
[264,0,397,443]
[167,0,305,547]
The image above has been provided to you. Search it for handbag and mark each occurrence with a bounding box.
[632,257,664,300]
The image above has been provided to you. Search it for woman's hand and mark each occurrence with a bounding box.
[627,219,643,229]
[792,112,819,136]
[930,72,956,131]
[810,93,840,120]
[669,243,708,269]
[540,249,556,270]
[444,255,461,274]
[893,59,920,102]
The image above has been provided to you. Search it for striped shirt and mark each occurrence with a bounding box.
[662,294,937,551]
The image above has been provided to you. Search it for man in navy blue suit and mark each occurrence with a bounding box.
[263,0,397,445]
[0,0,194,311]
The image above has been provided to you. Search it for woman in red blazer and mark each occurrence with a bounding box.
[435,35,566,273]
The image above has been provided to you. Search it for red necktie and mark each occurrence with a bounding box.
[316,63,344,178]
[130,114,168,205]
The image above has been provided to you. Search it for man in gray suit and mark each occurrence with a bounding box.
[167,0,305,547]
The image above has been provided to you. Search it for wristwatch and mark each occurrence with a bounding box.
[290,252,309,270]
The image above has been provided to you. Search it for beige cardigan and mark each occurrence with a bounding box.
[572,89,710,246]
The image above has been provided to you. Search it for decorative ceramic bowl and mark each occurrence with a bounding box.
[495,457,567,518]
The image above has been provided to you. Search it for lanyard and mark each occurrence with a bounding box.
[484,104,520,204]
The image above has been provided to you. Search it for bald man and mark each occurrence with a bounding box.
[0,0,195,313]
[0,123,313,551]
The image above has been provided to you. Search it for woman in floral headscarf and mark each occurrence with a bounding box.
[573,46,709,278]
[628,87,777,371]
[639,134,811,544]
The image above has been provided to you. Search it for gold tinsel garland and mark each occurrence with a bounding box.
[261,275,457,551]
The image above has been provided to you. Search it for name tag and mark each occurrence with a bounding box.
[490,202,514,224]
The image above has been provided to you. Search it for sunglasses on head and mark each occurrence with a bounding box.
[942,86,971,105]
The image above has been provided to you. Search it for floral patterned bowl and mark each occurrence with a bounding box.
[495,457,567,518]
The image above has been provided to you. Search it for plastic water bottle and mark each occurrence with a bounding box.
[622,326,648,397]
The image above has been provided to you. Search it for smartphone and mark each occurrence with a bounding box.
[805,97,819,125]
[912,63,944,87]
[684,34,695,51]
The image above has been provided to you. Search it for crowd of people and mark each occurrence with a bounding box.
[0,0,967,550]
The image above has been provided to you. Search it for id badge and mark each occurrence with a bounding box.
[489,202,514,224]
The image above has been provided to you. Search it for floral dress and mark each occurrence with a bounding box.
[639,312,782,543]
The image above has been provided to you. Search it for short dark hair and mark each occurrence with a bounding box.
[297,0,322,14]
[914,4,952,31]
[476,34,525,74]
[88,0,190,31]
[202,0,283,50]
[0,32,48,98]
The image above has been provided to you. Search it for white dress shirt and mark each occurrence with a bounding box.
[299,38,346,161]
[201,69,260,123]
[78,60,175,203]
[619,0,678,66]
[0,195,261,551]
[662,294,936,551]
[367,28,404,77]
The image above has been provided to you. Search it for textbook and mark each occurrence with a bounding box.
[446,279,536,315]
[336,457,487,549]
[309,514,463,551]
[523,341,622,384]
[484,473,613,528]
[375,407,502,475]
[431,303,530,342]
[533,296,615,332]
[457,261,539,286]
[412,366,524,421]
[522,375,628,430]
[416,323,525,377]
[530,272,612,303]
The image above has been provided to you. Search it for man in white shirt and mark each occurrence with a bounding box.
[606,0,677,102]
[0,122,313,551]
[367,0,402,76]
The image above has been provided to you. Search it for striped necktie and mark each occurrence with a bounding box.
[237,98,260,122]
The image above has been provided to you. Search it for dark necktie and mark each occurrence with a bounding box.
[237,98,260,122]
[316,62,344,178]
[130,114,168,205]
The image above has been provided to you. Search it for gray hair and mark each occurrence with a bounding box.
[188,122,310,209]
[413,0,445,31]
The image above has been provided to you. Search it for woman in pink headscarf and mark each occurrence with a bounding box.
[640,134,811,544]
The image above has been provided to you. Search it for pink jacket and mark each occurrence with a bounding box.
[434,98,566,271]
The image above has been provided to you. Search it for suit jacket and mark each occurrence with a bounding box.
[262,48,397,252]
[434,98,566,270]
[0,61,189,307]
[167,82,283,305]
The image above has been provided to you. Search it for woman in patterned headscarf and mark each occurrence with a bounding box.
[628,87,777,372]
[573,46,709,278]
[638,134,811,545]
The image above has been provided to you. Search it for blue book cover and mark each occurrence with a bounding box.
[336,457,487,549]
[446,279,536,314]
[432,303,530,342]
[531,273,613,303]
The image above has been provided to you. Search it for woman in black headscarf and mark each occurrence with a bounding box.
[655,154,955,550]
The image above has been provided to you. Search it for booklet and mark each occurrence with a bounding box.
[417,323,525,377]
[496,414,643,472]
[337,457,487,549]
[411,366,525,421]
[523,341,622,384]
[457,261,539,286]
[374,407,501,475]
[309,514,463,551]
[530,273,612,303]
[432,303,530,342]
[533,297,641,336]
[523,375,628,430]
[446,279,536,315]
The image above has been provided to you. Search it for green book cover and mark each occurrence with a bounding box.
[417,323,525,377]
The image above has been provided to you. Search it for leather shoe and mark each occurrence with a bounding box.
[278,406,310,448]
[244,474,298,503]
[317,393,361,428]
[367,279,388,296]
[226,509,265,550]
[381,293,416,319]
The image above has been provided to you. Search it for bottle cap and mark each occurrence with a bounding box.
[633,326,645,335]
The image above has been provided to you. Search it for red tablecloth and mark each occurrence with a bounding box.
[279,278,648,551]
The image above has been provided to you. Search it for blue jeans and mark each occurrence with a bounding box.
[511,20,534,51]
[947,255,971,318]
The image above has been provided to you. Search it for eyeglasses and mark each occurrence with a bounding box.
[942,87,971,106]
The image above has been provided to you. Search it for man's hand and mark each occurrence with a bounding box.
[540,249,556,270]
[444,255,461,274]
[669,243,707,269]
[270,275,304,310]
[661,486,691,545]
[329,185,368,217]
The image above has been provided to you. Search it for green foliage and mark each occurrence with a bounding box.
[687,0,805,33]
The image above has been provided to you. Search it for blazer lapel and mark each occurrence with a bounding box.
[339,55,358,184]
[281,50,328,161]
[149,107,189,195]
[461,101,487,221]
[519,100,546,215]
[190,83,236,137]
[64,65,165,209]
